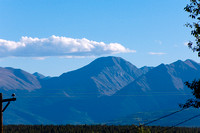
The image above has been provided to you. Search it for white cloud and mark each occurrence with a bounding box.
[32,57,47,60]
[148,52,166,55]
[0,35,135,57]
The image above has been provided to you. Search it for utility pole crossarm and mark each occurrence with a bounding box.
[2,98,16,102]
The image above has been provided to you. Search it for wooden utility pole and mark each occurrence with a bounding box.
[0,93,2,133]
[0,93,16,133]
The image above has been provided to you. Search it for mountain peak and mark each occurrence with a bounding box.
[184,59,199,70]
[33,72,46,79]
[45,56,143,97]
[88,56,128,68]
[62,56,139,77]
[169,59,200,71]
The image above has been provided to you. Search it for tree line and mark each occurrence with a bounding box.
[3,125,200,133]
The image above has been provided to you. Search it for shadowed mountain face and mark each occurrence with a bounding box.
[41,56,143,97]
[1,57,200,126]
[0,67,41,91]
[102,59,200,118]
[117,59,200,95]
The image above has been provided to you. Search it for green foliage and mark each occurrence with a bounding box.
[180,79,200,108]
[185,0,200,56]
[181,0,200,110]
[138,126,151,133]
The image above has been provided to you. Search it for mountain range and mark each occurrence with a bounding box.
[1,56,200,126]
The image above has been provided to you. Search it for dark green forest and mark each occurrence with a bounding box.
[3,125,200,133]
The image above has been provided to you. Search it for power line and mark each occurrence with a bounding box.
[160,113,200,132]
[2,92,191,98]
[142,108,187,126]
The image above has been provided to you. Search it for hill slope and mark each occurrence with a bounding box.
[0,67,41,91]
[101,59,200,120]
[41,56,143,97]
[2,57,200,126]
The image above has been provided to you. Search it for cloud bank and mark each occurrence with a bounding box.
[0,35,135,57]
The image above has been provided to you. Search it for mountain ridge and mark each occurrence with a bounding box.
[1,57,200,126]
[0,67,41,91]
[41,56,144,97]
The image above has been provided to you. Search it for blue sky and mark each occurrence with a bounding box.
[0,0,198,76]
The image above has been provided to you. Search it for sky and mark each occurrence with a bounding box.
[0,0,199,76]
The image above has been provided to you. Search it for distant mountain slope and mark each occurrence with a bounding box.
[0,67,41,91]
[41,56,143,97]
[2,57,200,126]
[103,59,200,117]
[106,108,200,127]
[33,72,46,79]
[37,59,200,124]
[118,59,200,95]
[33,72,51,80]
[140,66,154,74]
